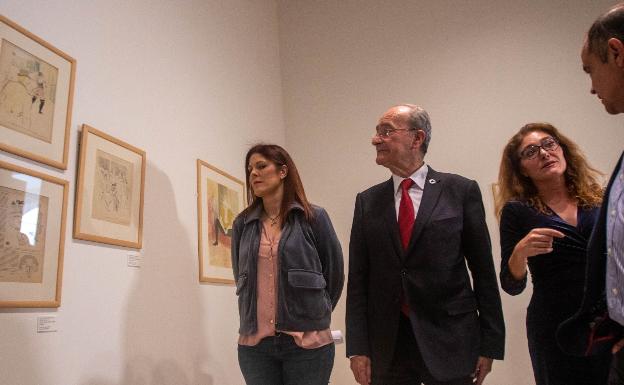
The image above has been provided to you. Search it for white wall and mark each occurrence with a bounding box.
[3,1,624,385]
[0,1,284,384]
[277,1,624,384]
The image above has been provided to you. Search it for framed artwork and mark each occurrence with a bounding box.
[0,15,76,169]
[74,124,146,248]
[0,160,68,308]
[197,159,245,284]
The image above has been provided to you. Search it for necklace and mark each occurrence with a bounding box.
[265,212,280,227]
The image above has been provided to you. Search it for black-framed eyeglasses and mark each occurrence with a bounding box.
[519,137,559,160]
[374,127,416,138]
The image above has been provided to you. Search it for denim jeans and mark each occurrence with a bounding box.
[238,333,335,385]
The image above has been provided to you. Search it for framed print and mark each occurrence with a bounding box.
[0,160,68,308]
[0,15,76,169]
[197,159,245,284]
[74,124,145,248]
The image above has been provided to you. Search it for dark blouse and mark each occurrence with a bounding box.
[500,201,599,339]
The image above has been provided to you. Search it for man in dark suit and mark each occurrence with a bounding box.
[346,104,505,385]
[557,4,624,384]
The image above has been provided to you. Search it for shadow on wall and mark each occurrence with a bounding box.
[81,162,214,385]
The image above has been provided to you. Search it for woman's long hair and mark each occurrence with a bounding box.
[495,123,603,218]
[242,143,313,223]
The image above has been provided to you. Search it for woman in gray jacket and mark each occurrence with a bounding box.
[232,143,344,385]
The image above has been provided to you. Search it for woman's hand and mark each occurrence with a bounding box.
[508,228,565,280]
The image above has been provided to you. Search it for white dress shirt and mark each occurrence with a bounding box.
[392,163,429,220]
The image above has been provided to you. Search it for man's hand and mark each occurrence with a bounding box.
[471,356,493,385]
[612,337,624,354]
[349,355,371,385]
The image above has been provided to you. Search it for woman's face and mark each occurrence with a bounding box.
[247,153,286,198]
[518,131,567,184]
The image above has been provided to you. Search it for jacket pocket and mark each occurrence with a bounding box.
[236,273,248,295]
[445,297,478,315]
[288,269,327,289]
[286,269,330,320]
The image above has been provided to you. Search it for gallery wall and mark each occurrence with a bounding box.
[2,1,624,385]
[277,1,624,384]
[0,1,285,384]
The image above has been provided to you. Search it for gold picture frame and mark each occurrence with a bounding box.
[197,159,245,284]
[0,160,68,308]
[74,124,146,248]
[0,15,76,170]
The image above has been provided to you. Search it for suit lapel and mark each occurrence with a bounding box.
[406,168,443,254]
[380,178,405,261]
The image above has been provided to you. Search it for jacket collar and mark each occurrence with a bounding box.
[243,201,304,224]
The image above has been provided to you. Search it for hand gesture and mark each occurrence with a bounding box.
[513,228,565,260]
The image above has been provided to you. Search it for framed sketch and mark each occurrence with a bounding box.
[74,124,145,248]
[197,159,245,284]
[0,15,76,169]
[0,160,68,308]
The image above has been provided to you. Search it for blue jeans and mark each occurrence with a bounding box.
[238,333,335,385]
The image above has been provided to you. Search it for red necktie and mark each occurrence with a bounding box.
[398,178,415,249]
[398,178,415,317]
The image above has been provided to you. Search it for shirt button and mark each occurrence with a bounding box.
[612,210,617,217]
[270,319,274,324]
[609,248,613,256]
[613,288,618,296]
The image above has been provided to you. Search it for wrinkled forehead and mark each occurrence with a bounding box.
[377,106,410,127]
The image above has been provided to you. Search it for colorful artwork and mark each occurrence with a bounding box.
[197,160,244,283]
[206,180,239,268]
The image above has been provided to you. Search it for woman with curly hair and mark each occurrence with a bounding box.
[496,123,611,384]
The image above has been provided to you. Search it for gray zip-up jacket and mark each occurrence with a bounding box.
[232,203,344,335]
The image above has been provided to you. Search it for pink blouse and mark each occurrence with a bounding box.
[238,225,333,349]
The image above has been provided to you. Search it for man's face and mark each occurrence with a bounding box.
[372,106,416,169]
[581,41,624,114]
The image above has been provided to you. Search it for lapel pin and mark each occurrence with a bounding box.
[428,179,437,184]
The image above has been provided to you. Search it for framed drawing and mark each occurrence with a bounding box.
[0,15,76,169]
[0,160,68,308]
[197,159,245,284]
[74,124,146,248]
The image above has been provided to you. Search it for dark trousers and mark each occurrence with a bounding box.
[373,314,473,385]
[608,348,624,385]
[238,333,334,385]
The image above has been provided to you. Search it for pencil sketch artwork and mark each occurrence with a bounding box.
[0,39,58,143]
[206,179,239,268]
[91,149,133,226]
[0,186,48,283]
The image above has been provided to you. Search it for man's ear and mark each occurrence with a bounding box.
[412,129,426,150]
[608,38,624,68]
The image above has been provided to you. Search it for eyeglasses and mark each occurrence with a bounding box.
[519,137,559,160]
[374,127,416,138]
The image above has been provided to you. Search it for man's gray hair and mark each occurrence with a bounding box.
[399,104,432,154]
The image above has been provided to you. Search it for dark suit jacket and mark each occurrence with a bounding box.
[557,152,624,356]
[346,167,505,382]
